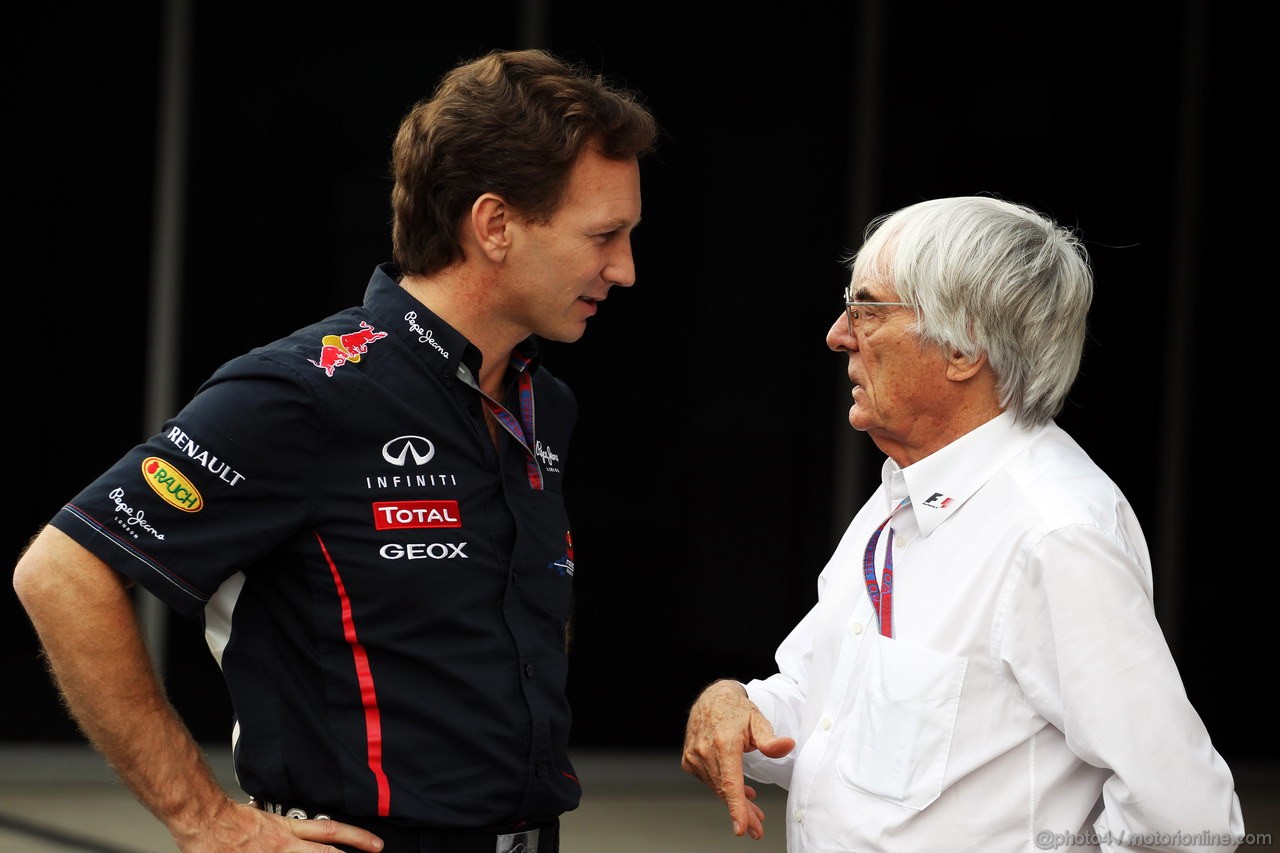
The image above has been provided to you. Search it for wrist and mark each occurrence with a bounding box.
[167,792,236,847]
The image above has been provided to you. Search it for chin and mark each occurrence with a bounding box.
[540,325,587,344]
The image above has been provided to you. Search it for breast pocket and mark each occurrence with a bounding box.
[837,635,967,810]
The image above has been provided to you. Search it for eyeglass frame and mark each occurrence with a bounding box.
[844,285,914,335]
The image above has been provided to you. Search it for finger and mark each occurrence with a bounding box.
[742,801,766,841]
[289,817,384,852]
[711,749,752,836]
[741,785,767,840]
[758,735,796,759]
[749,714,797,759]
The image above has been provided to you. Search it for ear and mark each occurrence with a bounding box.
[468,193,512,263]
[944,347,987,382]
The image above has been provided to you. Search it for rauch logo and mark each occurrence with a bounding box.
[141,457,203,512]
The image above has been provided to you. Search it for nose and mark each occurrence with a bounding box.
[826,311,857,352]
[605,236,637,289]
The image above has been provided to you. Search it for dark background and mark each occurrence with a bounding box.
[7,0,1268,773]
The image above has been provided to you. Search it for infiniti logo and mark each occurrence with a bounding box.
[382,435,436,467]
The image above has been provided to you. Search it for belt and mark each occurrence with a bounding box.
[251,798,557,853]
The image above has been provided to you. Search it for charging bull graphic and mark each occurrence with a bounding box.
[308,321,388,377]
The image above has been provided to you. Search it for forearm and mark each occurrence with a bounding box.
[14,527,233,844]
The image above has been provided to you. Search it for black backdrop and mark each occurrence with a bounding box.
[7,1,1269,768]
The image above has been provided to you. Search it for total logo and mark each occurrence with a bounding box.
[308,321,388,377]
[379,542,469,560]
[372,500,462,530]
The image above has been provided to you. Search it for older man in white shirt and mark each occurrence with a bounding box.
[681,196,1244,852]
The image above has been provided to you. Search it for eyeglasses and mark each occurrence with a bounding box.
[844,286,913,335]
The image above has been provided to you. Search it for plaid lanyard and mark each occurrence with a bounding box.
[455,353,543,490]
[862,497,912,638]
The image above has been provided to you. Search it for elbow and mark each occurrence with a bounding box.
[14,540,45,609]
[13,533,60,616]
[13,527,126,620]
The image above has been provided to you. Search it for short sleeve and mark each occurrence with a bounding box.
[48,354,322,618]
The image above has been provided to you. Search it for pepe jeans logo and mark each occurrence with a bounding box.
[108,487,166,540]
[140,457,203,512]
[534,440,561,473]
[404,312,450,358]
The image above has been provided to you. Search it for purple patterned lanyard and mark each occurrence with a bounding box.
[455,353,543,490]
[862,497,911,638]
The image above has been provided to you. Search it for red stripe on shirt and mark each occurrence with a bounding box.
[315,532,391,815]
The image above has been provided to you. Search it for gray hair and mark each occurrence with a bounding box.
[850,196,1093,426]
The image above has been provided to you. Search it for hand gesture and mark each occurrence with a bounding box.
[681,680,795,840]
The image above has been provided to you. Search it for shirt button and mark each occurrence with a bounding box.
[793,808,805,823]
[851,622,863,635]
[535,764,546,777]
[896,535,910,548]
[525,664,535,678]
[821,717,833,731]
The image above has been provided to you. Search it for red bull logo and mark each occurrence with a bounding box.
[308,321,388,377]
[141,457,203,512]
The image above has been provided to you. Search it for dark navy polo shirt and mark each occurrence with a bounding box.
[49,264,581,828]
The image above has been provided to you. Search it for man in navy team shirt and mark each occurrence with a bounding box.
[15,48,656,853]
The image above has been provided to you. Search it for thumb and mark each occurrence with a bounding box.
[749,713,796,759]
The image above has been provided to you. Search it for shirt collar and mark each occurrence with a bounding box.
[362,263,541,381]
[879,410,1038,538]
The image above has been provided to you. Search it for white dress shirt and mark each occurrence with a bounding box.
[742,412,1243,852]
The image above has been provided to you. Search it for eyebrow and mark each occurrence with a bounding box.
[850,280,902,302]
[598,216,641,233]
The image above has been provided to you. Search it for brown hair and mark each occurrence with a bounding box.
[390,49,658,276]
